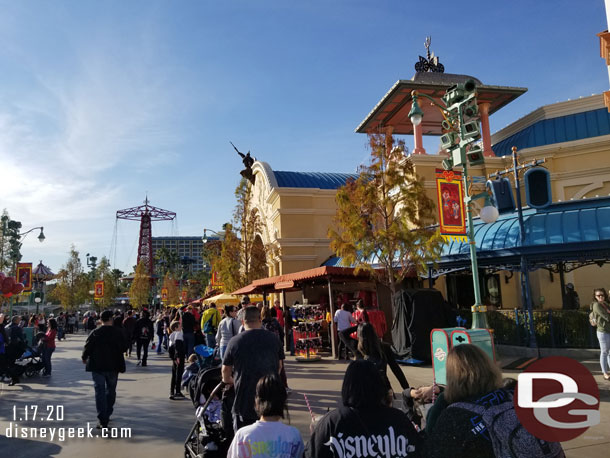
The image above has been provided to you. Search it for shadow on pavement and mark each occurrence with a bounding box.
[0,435,62,457]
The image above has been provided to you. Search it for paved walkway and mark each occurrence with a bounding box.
[0,332,609,457]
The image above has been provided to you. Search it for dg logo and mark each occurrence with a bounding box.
[514,356,600,442]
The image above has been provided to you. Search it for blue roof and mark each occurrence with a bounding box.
[438,196,610,270]
[492,108,610,157]
[273,171,358,189]
[325,197,610,274]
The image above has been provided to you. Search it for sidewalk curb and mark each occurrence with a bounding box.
[497,344,599,360]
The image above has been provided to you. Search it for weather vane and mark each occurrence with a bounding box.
[414,36,444,73]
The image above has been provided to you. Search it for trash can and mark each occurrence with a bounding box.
[430,327,465,385]
[451,328,495,363]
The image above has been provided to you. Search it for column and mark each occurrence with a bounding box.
[478,102,494,157]
[412,122,427,155]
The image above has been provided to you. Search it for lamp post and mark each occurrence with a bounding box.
[19,226,45,244]
[7,226,46,316]
[202,228,224,244]
[34,296,42,315]
[409,82,499,328]
[488,146,543,348]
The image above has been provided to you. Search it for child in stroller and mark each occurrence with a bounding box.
[184,345,232,458]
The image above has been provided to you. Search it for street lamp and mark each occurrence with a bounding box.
[409,82,499,329]
[202,228,223,244]
[7,226,46,315]
[19,226,45,243]
[34,296,42,315]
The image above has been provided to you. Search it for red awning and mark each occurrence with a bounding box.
[230,284,260,295]
[230,266,374,295]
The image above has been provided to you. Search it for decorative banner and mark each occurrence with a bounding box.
[94,280,104,299]
[181,290,188,302]
[161,287,168,301]
[17,263,33,291]
[436,168,467,242]
[211,271,224,288]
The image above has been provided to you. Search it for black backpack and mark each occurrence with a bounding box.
[449,390,565,458]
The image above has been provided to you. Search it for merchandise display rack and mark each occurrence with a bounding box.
[293,304,324,362]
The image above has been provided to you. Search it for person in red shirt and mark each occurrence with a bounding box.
[272,300,284,328]
[42,318,58,376]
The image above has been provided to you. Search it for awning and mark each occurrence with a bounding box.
[236,266,374,294]
[430,196,610,276]
[202,293,264,306]
[231,284,260,295]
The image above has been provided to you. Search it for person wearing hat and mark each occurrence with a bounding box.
[563,283,580,310]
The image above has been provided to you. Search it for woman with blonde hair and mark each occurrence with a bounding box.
[425,344,564,458]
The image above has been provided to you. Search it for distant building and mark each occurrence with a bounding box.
[151,236,204,273]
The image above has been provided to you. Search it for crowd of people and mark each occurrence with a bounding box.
[4,289,595,457]
[0,310,73,385]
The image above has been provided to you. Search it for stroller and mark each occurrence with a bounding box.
[17,345,45,377]
[184,345,232,458]
[13,332,45,378]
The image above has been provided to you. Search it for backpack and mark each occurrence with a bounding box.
[203,311,218,334]
[450,390,564,458]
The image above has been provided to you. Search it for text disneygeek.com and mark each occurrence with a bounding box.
[4,405,132,441]
[4,422,132,440]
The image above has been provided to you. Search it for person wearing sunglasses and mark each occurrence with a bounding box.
[591,288,610,380]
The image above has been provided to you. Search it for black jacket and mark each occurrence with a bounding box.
[181,311,195,333]
[134,317,154,341]
[82,325,127,373]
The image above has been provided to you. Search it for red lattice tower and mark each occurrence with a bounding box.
[116,197,176,277]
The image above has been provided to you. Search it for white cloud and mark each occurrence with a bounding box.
[0,15,184,226]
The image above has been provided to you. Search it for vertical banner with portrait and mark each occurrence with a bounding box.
[161,287,168,301]
[211,271,224,288]
[16,263,33,291]
[181,290,187,302]
[436,169,467,242]
[94,280,104,299]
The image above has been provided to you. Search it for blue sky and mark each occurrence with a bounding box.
[0,0,607,274]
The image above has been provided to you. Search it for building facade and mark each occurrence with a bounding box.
[151,236,204,273]
[249,162,357,278]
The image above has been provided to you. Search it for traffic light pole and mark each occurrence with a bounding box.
[463,162,488,328]
[410,81,497,329]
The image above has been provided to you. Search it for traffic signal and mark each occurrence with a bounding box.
[440,131,459,150]
[462,121,481,141]
[442,157,454,170]
[466,144,485,166]
[442,79,476,106]
[462,98,479,118]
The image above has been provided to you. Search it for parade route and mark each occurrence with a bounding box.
[1,332,610,457]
